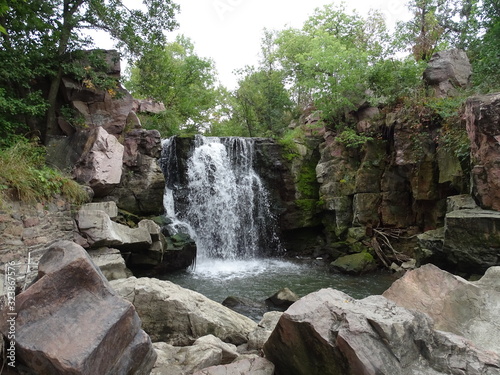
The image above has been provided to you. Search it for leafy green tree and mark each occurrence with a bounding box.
[125,35,218,135]
[395,0,479,61]
[0,0,179,143]
[230,67,292,137]
[470,0,500,90]
[273,4,390,123]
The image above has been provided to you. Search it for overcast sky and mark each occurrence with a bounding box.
[106,1,411,89]
[170,0,410,88]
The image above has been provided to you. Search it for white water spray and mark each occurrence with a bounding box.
[161,135,281,262]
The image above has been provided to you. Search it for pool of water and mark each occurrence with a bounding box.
[162,258,396,321]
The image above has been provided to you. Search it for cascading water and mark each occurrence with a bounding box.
[161,135,281,262]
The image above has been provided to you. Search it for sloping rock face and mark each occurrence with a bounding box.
[263,288,500,375]
[423,49,472,97]
[0,240,156,375]
[110,276,257,346]
[383,264,500,354]
[466,92,500,211]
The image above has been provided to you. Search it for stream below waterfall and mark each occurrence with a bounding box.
[163,259,395,321]
[160,136,395,321]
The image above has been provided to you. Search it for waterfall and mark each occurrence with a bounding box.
[161,135,281,261]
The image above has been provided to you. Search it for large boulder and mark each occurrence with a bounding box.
[72,127,124,196]
[263,288,500,375]
[383,264,500,354]
[151,335,238,375]
[466,92,500,211]
[87,247,130,281]
[0,240,155,375]
[110,276,257,346]
[443,208,500,273]
[423,49,472,97]
[76,206,152,249]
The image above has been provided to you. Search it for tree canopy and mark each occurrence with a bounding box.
[0,0,179,144]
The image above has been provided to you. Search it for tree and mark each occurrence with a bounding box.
[469,0,500,90]
[125,35,218,135]
[395,0,479,61]
[273,4,389,123]
[231,67,292,137]
[0,0,179,142]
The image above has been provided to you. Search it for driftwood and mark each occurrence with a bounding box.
[370,228,413,269]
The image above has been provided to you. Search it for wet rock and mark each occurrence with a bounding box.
[192,357,275,375]
[423,49,472,97]
[0,240,155,375]
[222,296,267,320]
[330,251,377,275]
[446,194,478,213]
[466,92,500,211]
[383,264,500,354]
[263,288,500,375]
[110,277,257,346]
[265,287,299,308]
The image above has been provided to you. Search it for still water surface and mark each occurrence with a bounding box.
[164,258,395,320]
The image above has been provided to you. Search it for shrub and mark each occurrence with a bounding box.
[0,139,87,206]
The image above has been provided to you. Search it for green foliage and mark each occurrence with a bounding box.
[336,128,373,149]
[0,0,179,140]
[277,127,304,160]
[297,161,319,199]
[125,36,218,136]
[0,139,87,205]
[368,58,426,106]
[395,0,480,61]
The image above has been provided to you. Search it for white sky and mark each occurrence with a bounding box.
[171,0,411,88]
[101,0,412,89]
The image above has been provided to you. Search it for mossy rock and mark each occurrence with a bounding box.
[330,251,377,275]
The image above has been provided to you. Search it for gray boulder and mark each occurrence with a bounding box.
[76,207,152,249]
[0,240,155,375]
[247,311,283,351]
[151,335,238,375]
[87,247,130,281]
[263,288,500,375]
[73,127,124,196]
[423,49,472,97]
[383,264,500,354]
[110,276,257,346]
[192,357,275,375]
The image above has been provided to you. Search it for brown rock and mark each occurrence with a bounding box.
[0,240,155,375]
[466,93,500,211]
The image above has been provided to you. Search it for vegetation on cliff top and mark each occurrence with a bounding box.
[0,0,499,202]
